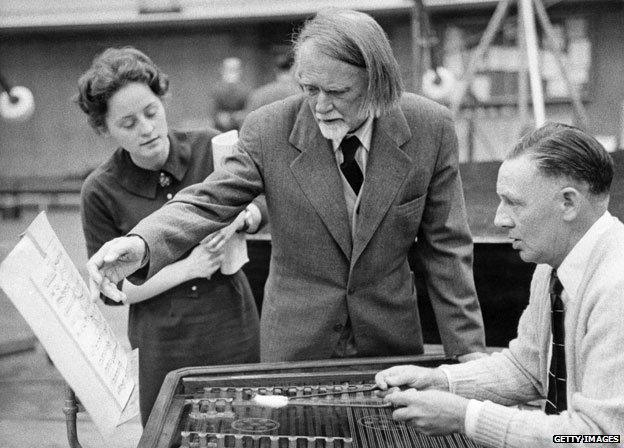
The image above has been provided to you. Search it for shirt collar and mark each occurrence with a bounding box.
[557,211,614,301]
[332,115,374,152]
[113,130,190,198]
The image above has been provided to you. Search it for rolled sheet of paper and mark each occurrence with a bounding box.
[211,130,249,274]
[0,86,35,122]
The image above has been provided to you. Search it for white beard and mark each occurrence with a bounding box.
[316,119,350,142]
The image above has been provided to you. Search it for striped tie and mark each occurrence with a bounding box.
[339,135,363,195]
[545,269,567,414]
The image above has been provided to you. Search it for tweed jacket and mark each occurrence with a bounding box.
[132,92,485,361]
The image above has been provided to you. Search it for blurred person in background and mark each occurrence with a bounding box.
[212,57,250,132]
[245,51,301,114]
[76,47,264,425]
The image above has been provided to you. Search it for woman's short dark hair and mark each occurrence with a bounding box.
[509,122,613,196]
[75,47,169,133]
[293,8,403,116]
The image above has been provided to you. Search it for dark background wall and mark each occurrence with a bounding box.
[243,239,535,349]
[2,3,623,178]
[0,13,412,178]
[0,24,266,177]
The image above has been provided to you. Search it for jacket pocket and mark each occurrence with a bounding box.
[394,193,426,216]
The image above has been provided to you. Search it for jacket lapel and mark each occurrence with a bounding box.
[289,103,353,259]
[351,106,412,265]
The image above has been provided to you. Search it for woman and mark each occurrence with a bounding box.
[76,47,262,425]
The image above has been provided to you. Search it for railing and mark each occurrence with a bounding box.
[0,175,85,217]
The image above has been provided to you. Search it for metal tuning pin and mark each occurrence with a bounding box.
[289,384,380,400]
[285,384,391,408]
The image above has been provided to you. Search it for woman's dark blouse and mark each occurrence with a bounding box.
[80,129,260,422]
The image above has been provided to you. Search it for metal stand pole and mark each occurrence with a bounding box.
[411,0,425,94]
[532,0,588,128]
[450,0,513,116]
[518,9,530,128]
[620,101,624,150]
[63,386,84,448]
[519,0,546,126]
[0,72,19,104]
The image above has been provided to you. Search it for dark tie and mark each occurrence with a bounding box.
[339,135,363,195]
[545,269,567,415]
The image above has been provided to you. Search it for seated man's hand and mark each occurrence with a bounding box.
[86,235,146,303]
[384,389,469,436]
[375,365,448,394]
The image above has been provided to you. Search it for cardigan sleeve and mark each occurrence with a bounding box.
[444,262,624,447]
[441,265,549,405]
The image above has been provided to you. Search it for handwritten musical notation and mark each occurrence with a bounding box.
[0,212,137,435]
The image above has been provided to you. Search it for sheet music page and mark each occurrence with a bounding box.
[0,212,137,435]
[211,130,249,275]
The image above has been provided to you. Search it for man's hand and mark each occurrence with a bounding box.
[375,365,449,394]
[384,389,469,436]
[86,235,146,303]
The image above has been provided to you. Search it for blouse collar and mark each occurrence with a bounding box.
[111,130,190,198]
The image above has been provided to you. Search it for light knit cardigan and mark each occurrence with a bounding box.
[441,217,624,447]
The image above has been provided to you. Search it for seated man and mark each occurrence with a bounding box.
[376,123,624,446]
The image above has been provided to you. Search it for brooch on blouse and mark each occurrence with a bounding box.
[158,171,172,187]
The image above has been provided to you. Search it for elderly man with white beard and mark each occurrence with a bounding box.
[86,8,485,363]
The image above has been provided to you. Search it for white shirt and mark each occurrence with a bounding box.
[463,211,616,436]
[330,115,374,235]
